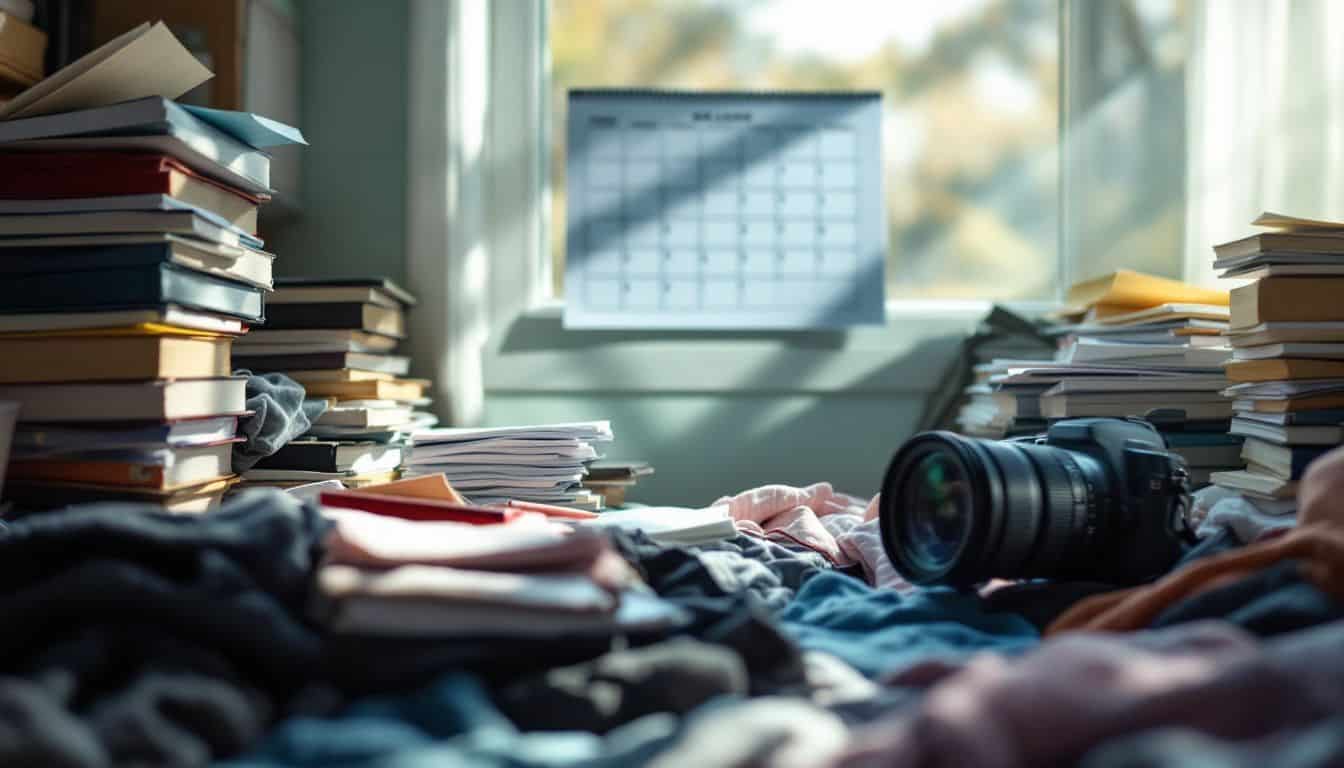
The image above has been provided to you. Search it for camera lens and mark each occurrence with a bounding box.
[879,431,1112,586]
[900,452,971,573]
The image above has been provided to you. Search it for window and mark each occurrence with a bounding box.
[548,0,1194,304]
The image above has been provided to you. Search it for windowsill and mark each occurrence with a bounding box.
[484,298,1054,395]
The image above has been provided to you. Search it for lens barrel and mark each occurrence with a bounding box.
[878,431,1112,586]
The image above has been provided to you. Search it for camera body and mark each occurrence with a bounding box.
[879,416,1196,587]
[1012,418,1193,584]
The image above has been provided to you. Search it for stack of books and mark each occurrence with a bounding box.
[406,422,614,509]
[581,460,654,507]
[233,277,430,488]
[1210,213,1344,508]
[957,271,1242,485]
[0,24,304,512]
[0,0,43,104]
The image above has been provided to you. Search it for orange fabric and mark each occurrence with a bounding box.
[1046,524,1344,635]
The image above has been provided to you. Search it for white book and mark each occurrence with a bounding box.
[0,305,244,334]
[577,505,737,546]
[413,421,614,445]
[1043,376,1229,395]
[1232,342,1344,361]
[0,210,259,249]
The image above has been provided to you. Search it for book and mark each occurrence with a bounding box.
[0,237,273,290]
[241,470,399,489]
[272,276,417,307]
[1091,303,1230,326]
[281,369,396,383]
[253,441,403,474]
[0,209,260,249]
[0,377,246,422]
[230,351,409,375]
[1040,393,1231,420]
[1214,232,1344,261]
[300,379,428,402]
[0,263,264,322]
[1235,409,1344,426]
[3,475,234,514]
[1209,469,1298,499]
[1064,270,1229,312]
[1231,278,1344,328]
[319,488,528,525]
[0,334,230,383]
[0,9,44,84]
[577,505,737,546]
[1229,417,1344,446]
[0,306,244,334]
[1227,323,1344,347]
[1232,394,1344,413]
[1221,263,1344,280]
[1059,338,1230,368]
[3,131,270,195]
[1241,439,1332,481]
[0,22,210,121]
[314,406,415,428]
[264,302,405,338]
[1159,432,1244,467]
[0,152,263,228]
[1043,375,1229,395]
[232,329,397,352]
[11,416,239,456]
[7,442,233,490]
[1226,358,1344,382]
[1230,342,1344,360]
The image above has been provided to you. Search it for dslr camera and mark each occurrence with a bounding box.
[878,417,1194,587]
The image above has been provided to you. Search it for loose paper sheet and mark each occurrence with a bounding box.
[0,21,212,120]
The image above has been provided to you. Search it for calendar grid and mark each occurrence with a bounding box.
[566,91,884,329]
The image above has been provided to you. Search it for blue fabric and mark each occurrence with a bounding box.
[221,673,680,768]
[777,572,1039,677]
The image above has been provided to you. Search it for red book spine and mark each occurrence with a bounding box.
[318,490,528,525]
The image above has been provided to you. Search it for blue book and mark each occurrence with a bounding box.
[0,97,270,193]
[0,262,264,322]
[0,236,272,289]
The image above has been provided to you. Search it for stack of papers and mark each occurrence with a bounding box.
[407,421,614,508]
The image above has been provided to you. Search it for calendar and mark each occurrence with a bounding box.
[564,90,886,330]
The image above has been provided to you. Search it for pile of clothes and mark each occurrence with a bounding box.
[1,468,1342,767]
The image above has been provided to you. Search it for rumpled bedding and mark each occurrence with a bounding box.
[0,483,1341,767]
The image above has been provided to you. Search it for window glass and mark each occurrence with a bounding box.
[550,0,1062,300]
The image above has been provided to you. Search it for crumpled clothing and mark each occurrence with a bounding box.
[714,484,911,591]
[645,696,850,768]
[838,619,1344,768]
[233,372,325,472]
[493,638,748,734]
[1149,560,1343,637]
[0,490,330,766]
[778,571,1037,679]
[1197,491,1296,543]
[221,672,680,768]
[1081,718,1344,768]
[1048,524,1344,635]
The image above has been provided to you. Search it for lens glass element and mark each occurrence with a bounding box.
[901,451,971,571]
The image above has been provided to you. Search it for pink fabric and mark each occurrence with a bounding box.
[323,507,617,576]
[714,484,912,591]
[836,620,1344,768]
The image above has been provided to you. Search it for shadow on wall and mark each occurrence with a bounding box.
[492,308,967,505]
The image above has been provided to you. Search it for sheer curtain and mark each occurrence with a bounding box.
[1183,0,1344,286]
